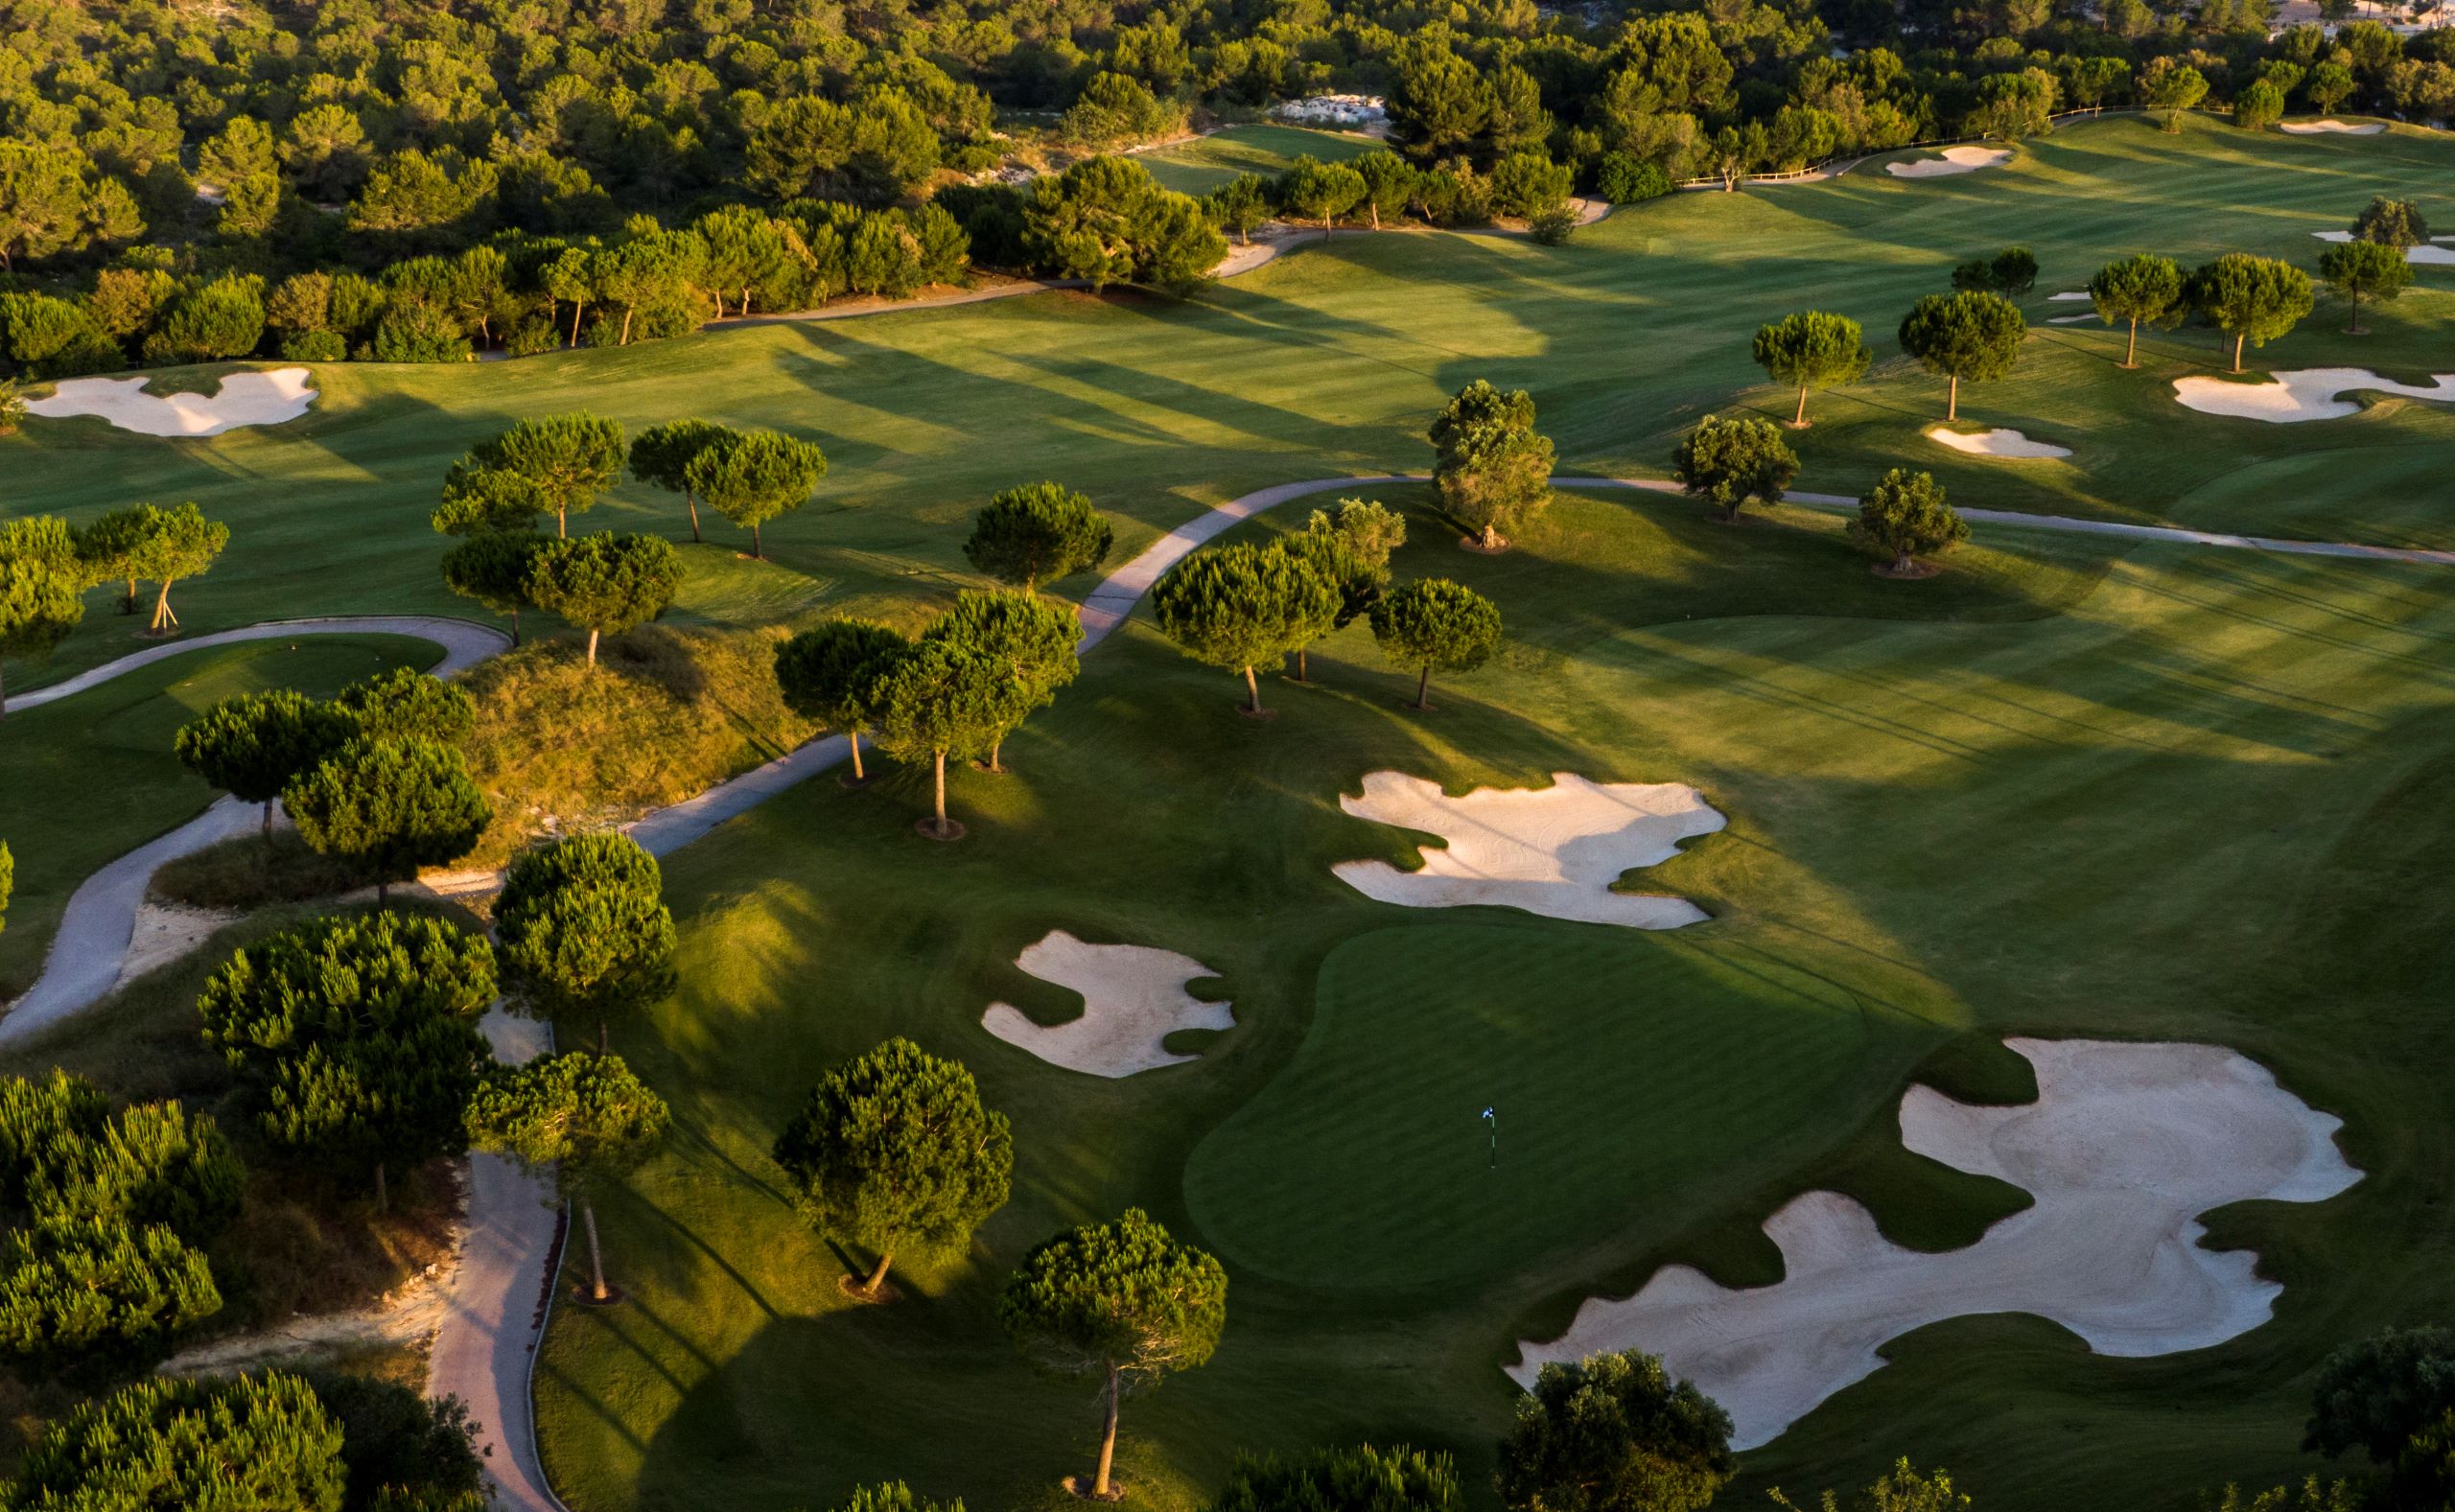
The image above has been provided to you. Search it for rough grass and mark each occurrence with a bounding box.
[1137,124,1380,197]
[152,828,376,909]
[458,624,817,865]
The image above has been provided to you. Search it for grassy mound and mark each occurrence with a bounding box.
[458,625,817,867]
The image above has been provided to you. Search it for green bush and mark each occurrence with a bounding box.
[280,328,348,361]
[369,303,470,362]
[26,1099,246,1243]
[139,278,266,365]
[503,315,561,356]
[1596,154,1672,203]
[6,1372,347,1510]
[0,1215,221,1379]
[0,292,126,377]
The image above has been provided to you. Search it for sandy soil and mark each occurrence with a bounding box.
[2047,291,2093,301]
[1334,771,1724,929]
[2280,119,2385,134]
[1884,146,2011,178]
[1508,1037,2360,1450]
[2173,366,2455,422]
[2310,228,2455,264]
[1926,426,2072,458]
[116,901,241,989]
[26,367,317,437]
[982,930,1233,1078]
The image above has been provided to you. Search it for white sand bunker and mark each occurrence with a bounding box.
[26,367,316,437]
[1508,1037,2359,1450]
[1926,426,2070,459]
[2309,229,2455,264]
[2280,119,2384,134]
[1334,771,1723,930]
[981,930,1232,1078]
[1885,146,2011,178]
[2047,314,2093,324]
[2173,367,2455,422]
[2046,291,2093,301]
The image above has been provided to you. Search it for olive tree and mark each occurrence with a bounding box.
[0,516,84,718]
[775,619,909,781]
[1370,579,1501,709]
[2087,252,2185,367]
[628,418,735,543]
[464,413,626,536]
[494,832,676,1053]
[771,1037,1013,1301]
[1497,1350,1736,1512]
[1672,413,1800,523]
[686,429,828,560]
[922,590,1082,772]
[1430,380,1555,550]
[999,1208,1228,1500]
[174,690,359,837]
[282,736,491,900]
[1850,469,1969,576]
[866,639,1030,838]
[1897,291,2025,419]
[963,481,1113,593]
[2190,253,2313,372]
[1751,311,1870,426]
[124,502,229,636]
[465,1051,669,1305]
[1151,542,1339,715]
[2353,197,2429,250]
[524,531,684,664]
[197,910,495,1207]
[2318,238,2410,334]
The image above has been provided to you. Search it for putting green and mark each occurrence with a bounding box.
[1183,922,1945,1290]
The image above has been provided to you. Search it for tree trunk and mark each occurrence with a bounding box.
[556,505,567,539]
[510,606,522,647]
[620,307,635,346]
[986,735,1003,773]
[375,1161,388,1213]
[1946,373,1959,421]
[686,489,702,543]
[1793,384,1810,426]
[1368,202,1381,230]
[2124,315,2139,368]
[1322,216,1333,242]
[583,1198,610,1302]
[569,299,584,346]
[1295,646,1308,682]
[751,520,763,559]
[377,879,389,903]
[586,628,599,665]
[122,575,137,615]
[741,285,752,314]
[1415,664,1432,709]
[1895,546,1913,572]
[1481,522,1500,549]
[862,1250,893,1297]
[262,799,276,839]
[598,1017,608,1056]
[933,750,948,830]
[2349,288,2363,335]
[151,579,176,633]
[1092,1360,1122,1498]
[849,730,865,780]
[1242,664,1262,714]
[2232,332,2246,373]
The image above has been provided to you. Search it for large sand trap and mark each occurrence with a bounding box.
[2046,291,2093,301]
[1926,426,2071,459]
[981,930,1233,1078]
[2280,119,2384,134]
[1884,146,2011,178]
[1334,772,1724,929]
[1508,1037,2359,1449]
[25,367,316,437]
[2173,367,2455,422]
[2309,229,2455,265]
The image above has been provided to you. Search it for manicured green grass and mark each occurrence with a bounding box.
[7,114,2455,1512]
[0,635,437,997]
[1138,124,1379,196]
[12,114,2449,694]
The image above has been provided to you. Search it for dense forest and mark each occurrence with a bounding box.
[0,0,2448,372]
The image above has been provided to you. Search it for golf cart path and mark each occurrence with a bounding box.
[0,617,508,1046]
[3,477,2446,1512]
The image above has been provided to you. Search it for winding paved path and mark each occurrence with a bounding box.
[6,480,2448,1511]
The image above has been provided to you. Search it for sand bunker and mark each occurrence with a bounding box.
[2309,229,2455,265]
[2280,119,2384,134]
[1885,146,2011,178]
[2046,291,2092,301]
[1508,1037,2358,1450]
[25,367,316,437]
[1926,426,2071,459]
[2173,367,2455,422]
[2047,314,2094,324]
[981,930,1232,1078]
[1334,772,1723,930]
